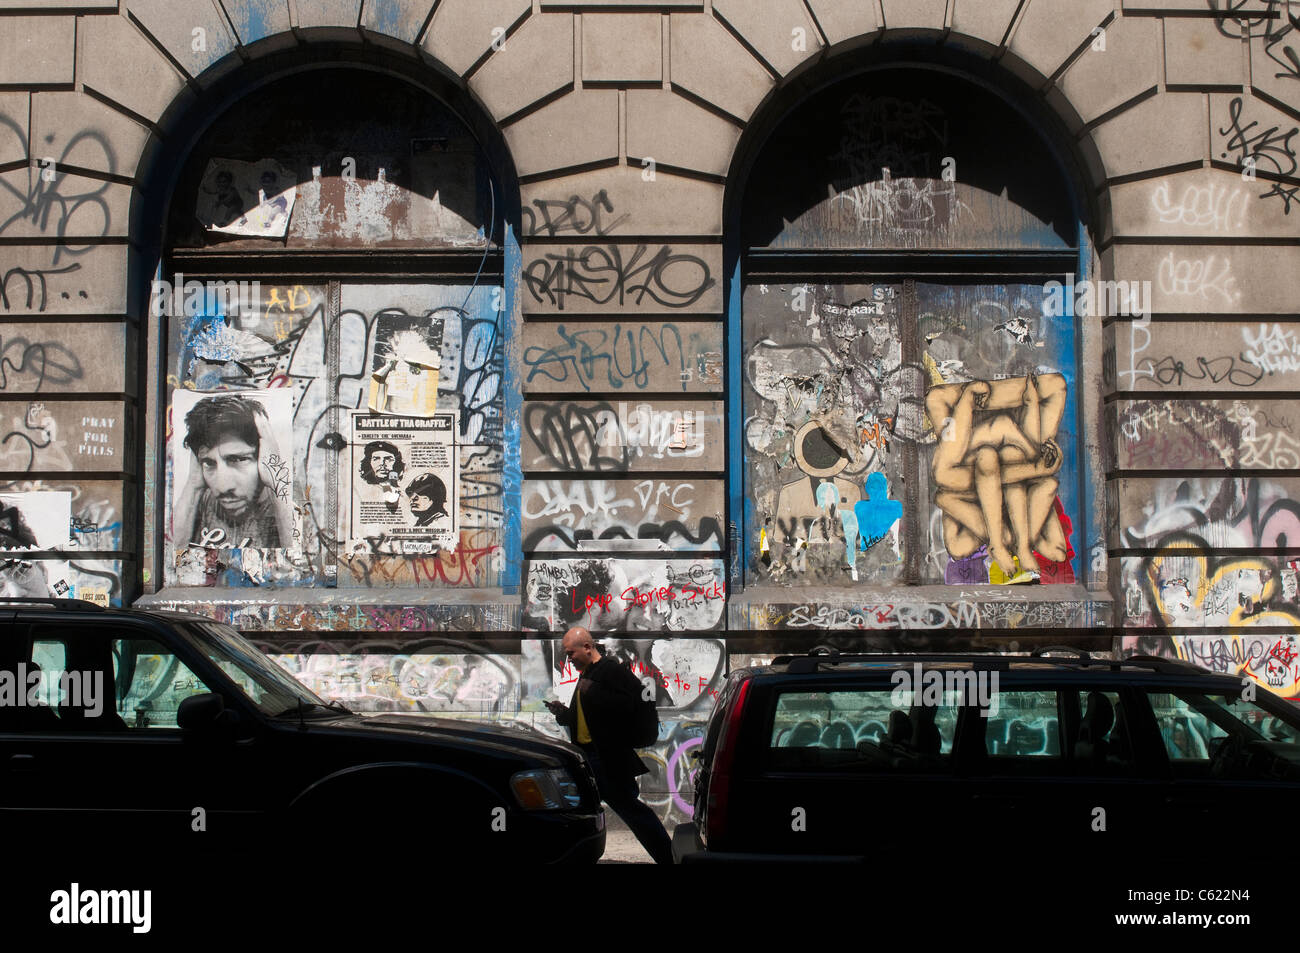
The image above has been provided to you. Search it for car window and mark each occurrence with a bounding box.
[1149,692,1230,761]
[986,690,1061,759]
[1148,689,1300,780]
[1074,689,1139,775]
[16,626,214,731]
[113,638,214,729]
[768,688,957,773]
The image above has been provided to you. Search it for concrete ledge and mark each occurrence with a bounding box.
[728,584,1113,631]
[135,586,521,631]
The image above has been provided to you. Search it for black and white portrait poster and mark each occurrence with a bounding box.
[170,389,297,551]
[350,411,458,553]
[0,491,71,551]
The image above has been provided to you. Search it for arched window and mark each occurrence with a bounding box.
[734,67,1090,601]
[151,66,513,606]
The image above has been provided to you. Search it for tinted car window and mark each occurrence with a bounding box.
[114,638,213,729]
[1148,689,1300,779]
[768,688,957,772]
[986,690,1061,759]
[1072,689,1140,776]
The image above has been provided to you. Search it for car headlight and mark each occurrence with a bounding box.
[510,767,583,810]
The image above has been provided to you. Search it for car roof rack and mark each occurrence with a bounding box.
[780,653,1017,674]
[0,597,105,612]
[1031,646,1091,661]
[1119,654,1209,676]
[772,650,1221,677]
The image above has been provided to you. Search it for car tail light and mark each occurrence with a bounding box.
[703,677,750,849]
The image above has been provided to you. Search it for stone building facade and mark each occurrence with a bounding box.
[2,0,1298,818]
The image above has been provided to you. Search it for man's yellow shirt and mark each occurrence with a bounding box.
[574,683,592,744]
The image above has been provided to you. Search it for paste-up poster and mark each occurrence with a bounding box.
[170,389,296,550]
[0,491,71,551]
[197,158,297,238]
[366,310,446,417]
[350,411,458,553]
[0,558,72,599]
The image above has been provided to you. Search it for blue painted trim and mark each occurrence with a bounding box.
[1076,221,1100,589]
[502,223,523,594]
[726,248,745,592]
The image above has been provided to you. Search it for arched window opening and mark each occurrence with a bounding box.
[156,68,509,597]
[738,68,1086,594]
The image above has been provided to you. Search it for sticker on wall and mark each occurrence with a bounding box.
[170,389,297,551]
[196,158,297,238]
[0,491,71,551]
[349,411,458,554]
[367,309,447,417]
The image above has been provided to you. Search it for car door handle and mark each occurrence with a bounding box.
[8,754,36,770]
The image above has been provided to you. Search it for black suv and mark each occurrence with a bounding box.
[675,648,1300,863]
[0,600,605,862]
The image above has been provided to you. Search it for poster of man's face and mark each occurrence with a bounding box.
[405,472,449,527]
[360,441,405,485]
[171,389,294,549]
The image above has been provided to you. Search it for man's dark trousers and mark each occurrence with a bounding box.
[554,655,674,864]
[582,744,674,865]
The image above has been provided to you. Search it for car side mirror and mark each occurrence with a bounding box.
[177,693,226,732]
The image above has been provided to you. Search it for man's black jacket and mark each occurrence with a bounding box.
[554,657,648,779]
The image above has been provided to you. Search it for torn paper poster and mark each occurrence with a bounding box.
[367,310,445,416]
[197,158,297,239]
[0,491,71,551]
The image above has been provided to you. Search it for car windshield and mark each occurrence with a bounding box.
[186,621,332,717]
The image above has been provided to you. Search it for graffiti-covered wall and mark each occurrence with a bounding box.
[1,0,1297,750]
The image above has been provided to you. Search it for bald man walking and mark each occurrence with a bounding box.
[545,626,674,864]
